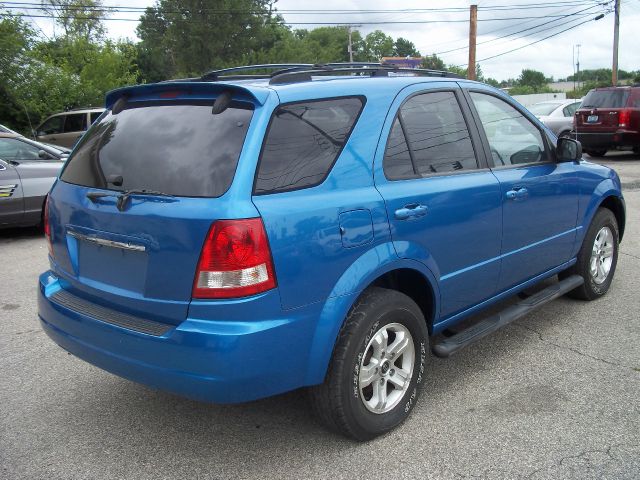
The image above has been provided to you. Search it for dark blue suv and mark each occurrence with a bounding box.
[38,64,625,440]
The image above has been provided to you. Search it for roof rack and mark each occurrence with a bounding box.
[191,63,461,85]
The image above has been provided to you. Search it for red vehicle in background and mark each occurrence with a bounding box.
[573,85,640,157]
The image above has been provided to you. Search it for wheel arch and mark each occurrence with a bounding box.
[304,242,439,385]
[599,195,625,241]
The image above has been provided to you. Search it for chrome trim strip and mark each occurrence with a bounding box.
[67,230,146,252]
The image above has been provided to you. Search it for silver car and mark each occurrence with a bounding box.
[0,133,66,228]
[528,99,582,138]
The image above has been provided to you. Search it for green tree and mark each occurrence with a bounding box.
[136,0,282,79]
[42,0,110,42]
[517,69,547,91]
[362,30,394,61]
[393,37,420,57]
[421,54,445,70]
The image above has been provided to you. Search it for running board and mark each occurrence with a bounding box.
[432,275,584,358]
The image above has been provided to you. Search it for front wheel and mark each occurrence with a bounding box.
[561,208,619,300]
[309,287,428,441]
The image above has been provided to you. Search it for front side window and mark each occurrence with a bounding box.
[470,92,547,167]
[254,97,364,195]
[384,91,478,179]
[61,102,253,197]
[38,116,64,135]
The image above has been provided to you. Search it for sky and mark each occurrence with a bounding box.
[14,0,640,82]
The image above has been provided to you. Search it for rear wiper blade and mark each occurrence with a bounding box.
[86,189,175,211]
[116,189,175,211]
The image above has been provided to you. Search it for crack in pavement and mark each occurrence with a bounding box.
[620,251,640,261]
[512,323,637,371]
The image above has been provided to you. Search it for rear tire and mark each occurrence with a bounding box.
[561,208,619,300]
[309,287,428,441]
[585,149,607,157]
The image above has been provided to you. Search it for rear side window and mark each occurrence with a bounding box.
[90,111,102,124]
[61,102,253,197]
[582,90,630,108]
[254,97,364,195]
[384,91,478,179]
[63,113,86,133]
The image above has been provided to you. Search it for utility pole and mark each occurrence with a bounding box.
[612,0,621,85]
[576,44,581,89]
[468,4,477,80]
[346,24,361,62]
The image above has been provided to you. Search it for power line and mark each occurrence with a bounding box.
[459,12,610,66]
[1,10,614,25]
[0,0,606,14]
[435,3,607,55]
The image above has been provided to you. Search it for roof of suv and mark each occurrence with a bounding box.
[106,63,472,107]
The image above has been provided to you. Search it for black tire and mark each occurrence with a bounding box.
[309,287,428,441]
[558,130,571,139]
[585,149,607,157]
[560,208,619,300]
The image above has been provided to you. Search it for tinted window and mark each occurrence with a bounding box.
[383,118,414,179]
[582,89,630,108]
[471,92,547,167]
[254,97,364,194]
[384,91,477,179]
[61,102,253,197]
[64,113,86,133]
[0,138,43,161]
[38,116,64,135]
[90,112,102,124]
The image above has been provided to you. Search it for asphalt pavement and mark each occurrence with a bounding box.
[1,153,639,480]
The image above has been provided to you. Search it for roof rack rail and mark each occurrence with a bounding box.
[201,64,316,81]
[269,65,462,85]
[162,63,462,85]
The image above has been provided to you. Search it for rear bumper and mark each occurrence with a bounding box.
[573,131,640,149]
[38,271,321,403]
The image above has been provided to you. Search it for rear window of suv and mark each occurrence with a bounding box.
[60,101,253,197]
[254,97,364,195]
[582,89,630,109]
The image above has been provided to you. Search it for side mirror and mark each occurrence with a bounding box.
[556,137,582,162]
[38,149,51,159]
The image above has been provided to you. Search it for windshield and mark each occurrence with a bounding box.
[582,90,630,108]
[60,101,253,197]
[528,103,562,116]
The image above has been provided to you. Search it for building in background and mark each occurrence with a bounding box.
[381,57,422,69]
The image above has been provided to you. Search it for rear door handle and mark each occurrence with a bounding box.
[506,187,528,200]
[394,203,428,220]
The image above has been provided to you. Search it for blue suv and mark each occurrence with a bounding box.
[38,63,625,440]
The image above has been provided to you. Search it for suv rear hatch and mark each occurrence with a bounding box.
[575,88,631,133]
[47,86,264,325]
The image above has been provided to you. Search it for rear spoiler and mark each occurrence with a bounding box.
[104,82,271,109]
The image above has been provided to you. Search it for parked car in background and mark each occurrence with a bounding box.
[34,108,105,148]
[38,64,624,441]
[0,133,66,228]
[528,99,582,138]
[573,85,640,157]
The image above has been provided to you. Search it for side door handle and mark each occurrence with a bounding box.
[394,203,429,220]
[505,187,528,201]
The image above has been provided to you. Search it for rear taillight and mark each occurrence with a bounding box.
[44,195,53,257]
[192,218,276,299]
[618,109,631,128]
